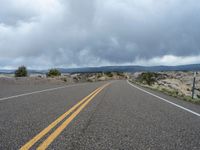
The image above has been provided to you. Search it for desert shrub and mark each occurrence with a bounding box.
[61,77,67,82]
[160,88,179,97]
[116,72,124,76]
[137,72,159,85]
[15,66,28,77]
[105,72,113,77]
[97,73,103,78]
[46,69,61,77]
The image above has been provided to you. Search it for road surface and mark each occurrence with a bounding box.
[0,80,200,150]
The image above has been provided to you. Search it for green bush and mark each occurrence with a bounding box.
[137,72,159,85]
[105,72,113,77]
[61,77,67,82]
[46,69,61,77]
[15,66,28,77]
[116,72,124,76]
[160,88,179,97]
[97,73,102,78]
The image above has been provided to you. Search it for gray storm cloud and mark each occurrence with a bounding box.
[0,0,200,69]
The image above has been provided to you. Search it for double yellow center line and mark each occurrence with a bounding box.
[20,83,110,150]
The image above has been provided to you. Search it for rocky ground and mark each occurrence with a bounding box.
[128,71,200,103]
[0,72,127,87]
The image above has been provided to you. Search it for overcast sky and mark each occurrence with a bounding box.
[0,0,200,69]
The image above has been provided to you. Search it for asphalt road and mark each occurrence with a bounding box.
[0,80,200,150]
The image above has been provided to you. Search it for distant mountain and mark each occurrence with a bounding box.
[0,69,15,74]
[58,64,200,73]
[0,69,47,74]
[0,64,200,74]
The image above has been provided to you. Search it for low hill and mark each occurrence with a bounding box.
[0,64,200,74]
[58,64,200,73]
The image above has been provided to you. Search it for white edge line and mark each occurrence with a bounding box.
[0,83,85,102]
[127,80,200,117]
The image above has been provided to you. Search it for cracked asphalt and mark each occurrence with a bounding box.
[0,80,200,150]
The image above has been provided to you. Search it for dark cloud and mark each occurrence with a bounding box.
[0,0,200,69]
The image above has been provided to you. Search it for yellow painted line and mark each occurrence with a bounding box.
[37,83,110,150]
[20,84,105,150]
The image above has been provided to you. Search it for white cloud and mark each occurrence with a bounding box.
[133,55,200,66]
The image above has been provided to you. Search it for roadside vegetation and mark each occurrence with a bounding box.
[104,72,113,77]
[129,72,200,104]
[15,66,28,77]
[46,69,61,77]
[159,87,200,104]
[137,72,159,85]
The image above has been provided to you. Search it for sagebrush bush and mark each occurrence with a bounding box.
[15,66,28,77]
[105,72,113,77]
[137,72,159,85]
[46,69,61,77]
